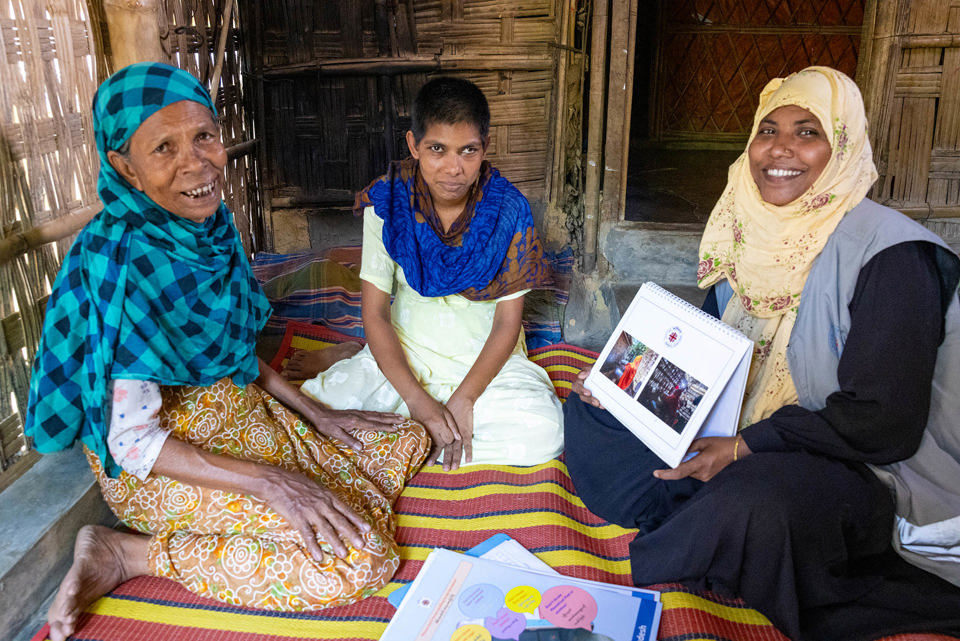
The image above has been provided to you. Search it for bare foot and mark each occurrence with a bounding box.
[282,342,362,380]
[47,525,150,641]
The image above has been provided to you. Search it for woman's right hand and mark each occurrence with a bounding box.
[408,395,462,470]
[257,464,371,561]
[153,437,369,562]
[571,368,604,409]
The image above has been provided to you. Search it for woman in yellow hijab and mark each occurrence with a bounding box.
[564,67,960,640]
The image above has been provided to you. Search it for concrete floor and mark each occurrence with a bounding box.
[3,447,116,641]
[624,147,741,224]
[12,591,54,641]
[622,147,960,256]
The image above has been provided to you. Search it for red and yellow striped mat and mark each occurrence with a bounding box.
[31,327,951,641]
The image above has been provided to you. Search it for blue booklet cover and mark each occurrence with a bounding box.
[382,547,662,641]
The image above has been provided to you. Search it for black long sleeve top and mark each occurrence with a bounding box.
[704,241,945,465]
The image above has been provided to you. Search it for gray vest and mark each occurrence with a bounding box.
[718,199,960,585]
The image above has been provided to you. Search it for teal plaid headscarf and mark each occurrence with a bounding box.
[25,62,270,476]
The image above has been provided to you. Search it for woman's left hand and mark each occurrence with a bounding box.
[445,391,475,465]
[570,369,605,409]
[256,357,402,450]
[653,435,750,482]
[299,396,402,450]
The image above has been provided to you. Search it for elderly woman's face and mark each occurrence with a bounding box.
[748,105,832,206]
[107,100,227,222]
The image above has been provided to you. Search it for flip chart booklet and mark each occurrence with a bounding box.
[382,546,662,641]
[585,282,753,468]
[388,533,557,609]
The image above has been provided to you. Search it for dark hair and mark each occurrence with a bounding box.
[410,77,490,143]
[115,137,131,157]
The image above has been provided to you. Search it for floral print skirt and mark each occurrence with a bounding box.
[87,378,429,610]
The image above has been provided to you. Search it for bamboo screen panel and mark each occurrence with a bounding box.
[158,0,261,251]
[397,0,557,200]
[0,0,100,488]
[870,0,960,219]
[405,0,557,199]
[652,0,863,143]
[250,0,559,207]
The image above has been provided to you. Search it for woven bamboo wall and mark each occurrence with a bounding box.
[652,0,863,142]
[862,0,960,218]
[409,0,559,199]
[0,0,101,488]
[158,0,261,250]
[245,0,562,213]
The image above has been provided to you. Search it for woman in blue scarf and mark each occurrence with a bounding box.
[26,63,429,641]
[298,77,564,471]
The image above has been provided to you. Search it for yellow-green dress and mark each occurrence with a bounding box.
[300,209,564,466]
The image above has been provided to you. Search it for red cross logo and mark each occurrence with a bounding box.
[664,326,683,347]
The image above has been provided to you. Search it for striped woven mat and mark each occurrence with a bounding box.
[30,328,951,641]
[251,248,572,349]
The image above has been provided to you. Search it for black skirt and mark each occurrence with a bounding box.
[563,393,960,641]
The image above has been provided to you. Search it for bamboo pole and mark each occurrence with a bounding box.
[582,0,610,272]
[262,55,554,78]
[226,138,259,159]
[373,0,396,162]
[250,0,273,251]
[548,0,575,204]
[210,0,236,97]
[901,34,960,47]
[0,137,257,266]
[600,0,632,222]
[0,204,100,266]
[103,0,164,68]
[617,0,639,218]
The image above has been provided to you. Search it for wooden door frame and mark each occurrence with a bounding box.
[598,0,881,223]
[599,0,639,224]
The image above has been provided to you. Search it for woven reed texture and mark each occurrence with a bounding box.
[158,0,262,250]
[244,0,564,209]
[863,0,960,219]
[0,0,100,487]
[651,0,863,142]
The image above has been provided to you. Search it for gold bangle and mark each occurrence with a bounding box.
[733,435,741,462]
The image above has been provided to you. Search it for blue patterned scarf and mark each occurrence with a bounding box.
[25,62,270,476]
[354,158,551,301]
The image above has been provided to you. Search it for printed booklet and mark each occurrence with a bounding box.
[584,282,753,468]
[388,533,557,609]
[382,546,662,641]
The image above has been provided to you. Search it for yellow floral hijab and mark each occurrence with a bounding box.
[698,66,878,428]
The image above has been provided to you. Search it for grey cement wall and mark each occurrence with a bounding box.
[563,221,707,351]
[600,221,703,287]
[1,446,115,638]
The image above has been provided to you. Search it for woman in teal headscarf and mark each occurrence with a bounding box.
[26,62,429,641]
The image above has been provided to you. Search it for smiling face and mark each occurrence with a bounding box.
[406,120,487,220]
[107,100,227,223]
[748,105,832,206]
